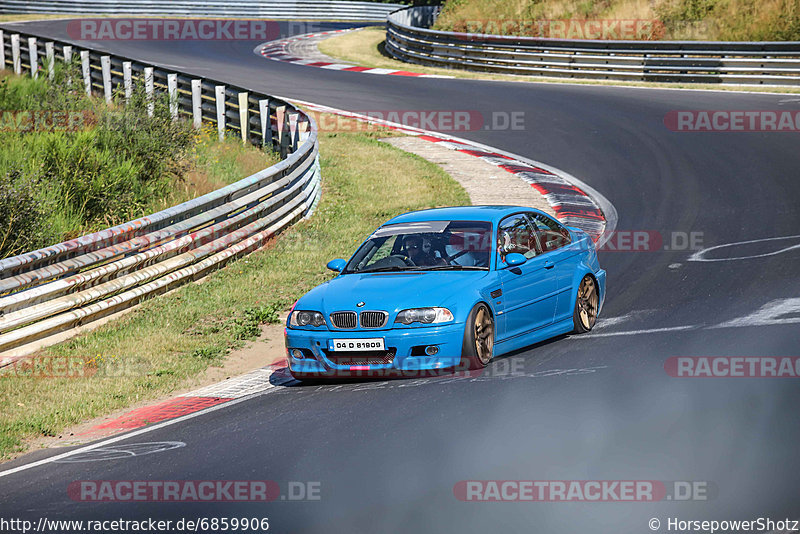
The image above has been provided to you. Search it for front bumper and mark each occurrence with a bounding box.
[285,322,465,377]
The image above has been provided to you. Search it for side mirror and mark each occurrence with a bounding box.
[504,253,527,267]
[326,258,347,272]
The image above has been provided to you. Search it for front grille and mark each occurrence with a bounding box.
[330,311,357,329]
[325,349,396,366]
[360,311,388,328]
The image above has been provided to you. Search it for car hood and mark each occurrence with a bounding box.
[297,271,490,316]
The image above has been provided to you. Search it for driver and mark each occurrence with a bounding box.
[404,235,446,267]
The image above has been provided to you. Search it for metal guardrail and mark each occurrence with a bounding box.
[0,27,322,358]
[386,6,800,86]
[0,1,405,21]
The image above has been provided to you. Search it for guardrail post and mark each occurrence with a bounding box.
[238,92,249,143]
[27,37,37,78]
[215,85,226,140]
[298,116,310,144]
[0,30,4,71]
[305,154,322,219]
[62,45,72,86]
[191,79,202,129]
[258,99,271,149]
[11,34,21,75]
[288,111,299,152]
[122,61,132,101]
[276,104,287,157]
[101,55,112,103]
[80,50,90,96]
[45,42,54,80]
[167,73,178,120]
[144,67,154,117]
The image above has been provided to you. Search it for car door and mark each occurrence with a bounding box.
[526,212,578,324]
[496,214,559,340]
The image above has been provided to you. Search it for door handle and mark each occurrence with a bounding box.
[544,261,555,269]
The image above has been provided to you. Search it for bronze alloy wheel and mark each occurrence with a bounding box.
[473,304,495,365]
[573,275,599,333]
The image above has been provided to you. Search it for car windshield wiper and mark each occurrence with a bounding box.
[411,265,487,271]
[355,266,417,274]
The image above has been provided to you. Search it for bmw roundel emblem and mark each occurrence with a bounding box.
[356,301,366,307]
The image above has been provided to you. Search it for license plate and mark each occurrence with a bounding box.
[330,338,385,352]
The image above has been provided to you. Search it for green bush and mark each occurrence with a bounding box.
[0,169,54,258]
[0,66,195,258]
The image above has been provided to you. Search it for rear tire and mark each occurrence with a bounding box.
[572,275,599,334]
[461,303,495,369]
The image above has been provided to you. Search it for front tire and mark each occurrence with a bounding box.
[572,275,599,333]
[461,303,495,369]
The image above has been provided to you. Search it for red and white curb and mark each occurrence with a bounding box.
[73,361,290,442]
[415,135,607,240]
[288,99,615,244]
[256,29,452,78]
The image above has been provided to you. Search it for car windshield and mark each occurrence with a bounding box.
[343,220,493,273]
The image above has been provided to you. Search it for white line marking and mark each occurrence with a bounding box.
[54,441,186,463]
[0,370,281,479]
[591,309,660,330]
[362,68,398,75]
[578,325,698,338]
[688,234,800,262]
[319,63,355,70]
[713,298,800,328]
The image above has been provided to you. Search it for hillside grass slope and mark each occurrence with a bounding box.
[433,0,800,41]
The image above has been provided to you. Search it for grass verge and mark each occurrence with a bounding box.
[317,26,800,94]
[0,125,470,461]
[433,0,800,41]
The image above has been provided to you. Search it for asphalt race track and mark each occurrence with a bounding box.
[1,19,799,533]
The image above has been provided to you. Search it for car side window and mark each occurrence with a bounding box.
[497,214,537,262]
[527,213,571,253]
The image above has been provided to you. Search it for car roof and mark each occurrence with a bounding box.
[384,205,548,226]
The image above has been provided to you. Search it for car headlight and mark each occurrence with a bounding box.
[395,307,454,325]
[289,310,326,328]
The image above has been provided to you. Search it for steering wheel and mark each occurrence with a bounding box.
[389,254,415,267]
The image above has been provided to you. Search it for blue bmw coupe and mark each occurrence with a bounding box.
[285,206,606,380]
